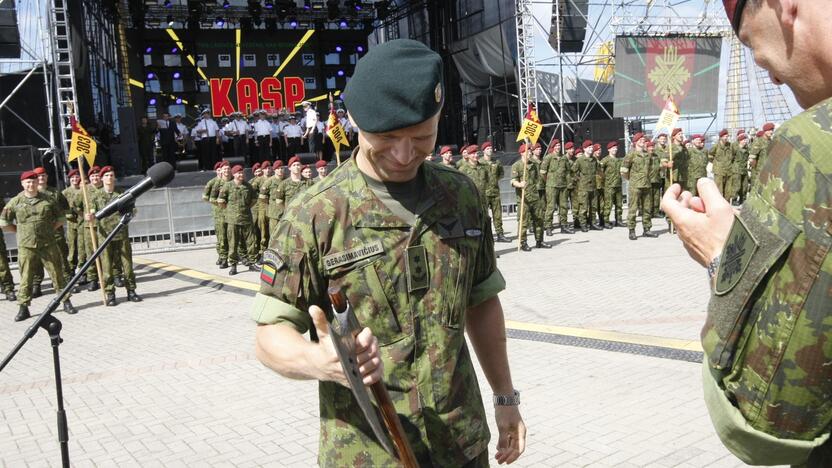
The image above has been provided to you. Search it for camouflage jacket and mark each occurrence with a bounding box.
[648,151,662,184]
[565,157,576,189]
[701,97,832,465]
[457,161,489,203]
[622,150,651,189]
[481,159,503,197]
[661,144,689,183]
[574,156,598,192]
[90,189,133,241]
[62,186,81,224]
[600,155,622,189]
[218,181,256,226]
[733,145,750,175]
[749,137,771,185]
[251,155,504,466]
[687,148,708,182]
[0,192,60,249]
[710,142,735,176]
[209,177,231,223]
[543,154,570,188]
[203,177,224,217]
[250,176,265,215]
[258,176,284,220]
[511,158,541,202]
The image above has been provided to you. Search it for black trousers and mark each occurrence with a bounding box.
[286,137,301,159]
[160,144,177,168]
[232,136,247,162]
[256,136,271,162]
[199,139,218,171]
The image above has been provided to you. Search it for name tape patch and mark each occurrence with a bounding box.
[323,240,384,270]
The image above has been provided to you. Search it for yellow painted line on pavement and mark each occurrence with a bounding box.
[135,257,701,353]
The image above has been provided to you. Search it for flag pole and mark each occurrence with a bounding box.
[516,138,531,252]
[668,140,675,234]
[77,157,107,305]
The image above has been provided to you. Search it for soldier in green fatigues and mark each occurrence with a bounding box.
[646,140,663,218]
[748,122,774,192]
[87,166,142,306]
[260,160,285,238]
[268,156,312,241]
[63,169,83,274]
[2,171,76,321]
[31,167,72,296]
[600,141,624,227]
[730,133,750,204]
[661,129,688,211]
[203,161,228,266]
[439,145,456,169]
[454,145,469,169]
[531,143,546,201]
[664,3,831,464]
[0,198,16,301]
[512,143,548,250]
[709,129,734,198]
[256,161,274,260]
[656,133,670,211]
[248,162,265,252]
[574,142,601,232]
[218,164,258,275]
[621,133,657,240]
[74,167,102,290]
[210,163,232,269]
[686,134,709,197]
[314,159,328,182]
[458,145,489,211]
[592,143,607,228]
[541,140,573,235]
[481,142,508,242]
[563,142,577,228]
[252,40,525,467]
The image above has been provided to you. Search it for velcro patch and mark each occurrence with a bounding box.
[262,249,285,271]
[465,228,482,237]
[323,240,384,270]
[260,263,277,286]
[715,215,758,295]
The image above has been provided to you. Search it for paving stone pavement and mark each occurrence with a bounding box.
[0,214,766,467]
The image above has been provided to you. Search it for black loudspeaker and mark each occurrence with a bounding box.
[296,152,318,164]
[0,146,36,200]
[548,0,588,54]
[176,159,200,173]
[110,107,141,176]
[0,1,21,58]
[572,118,625,155]
[628,120,644,136]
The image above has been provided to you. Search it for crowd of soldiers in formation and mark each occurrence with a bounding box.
[203,156,330,274]
[140,102,357,172]
[1,166,142,323]
[432,122,776,249]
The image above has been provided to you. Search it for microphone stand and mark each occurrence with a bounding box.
[0,205,135,468]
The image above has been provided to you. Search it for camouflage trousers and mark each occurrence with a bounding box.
[603,186,623,224]
[576,189,596,227]
[595,188,605,224]
[627,186,653,231]
[485,193,503,236]
[567,188,577,225]
[34,227,70,287]
[66,222,83,271]
[730,173,748,203]
[544,186,568,229]
[651,183,663,215]
[0,235,14,293]
[714,174,732,198]
[268,217,280,241]
[518,198,544,245]
[80,224,100,282]
[215,215,229,262]
[227,223,257,265]
[18,244,69,306]
[257,209,270,256]
[102,238,136,293]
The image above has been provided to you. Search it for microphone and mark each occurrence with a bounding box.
[94,162,175,220]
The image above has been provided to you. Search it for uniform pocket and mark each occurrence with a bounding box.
[702,208,800,370]
[439,237,479,329]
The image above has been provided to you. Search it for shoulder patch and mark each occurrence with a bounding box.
[260,249,285,286]
[715,216,759,295]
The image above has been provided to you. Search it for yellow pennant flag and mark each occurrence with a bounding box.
[655,97,680,134]
[516,103,543,145]
[69,130,97,167]
[325,104,350,154]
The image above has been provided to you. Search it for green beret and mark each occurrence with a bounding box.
[343,39,444,133]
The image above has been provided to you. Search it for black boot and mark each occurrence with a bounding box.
[590,223,602,231]
[604,221,613,230]
[114,276,124,288]
[32,283,42,298]
[63,300,77,315]
[79,273,88,285]
[545,228,554,237]
[615,220,626,228]
[256,256,263,266]
[520,242,532,252]
[15,305,30,322]
[248,264,259,272]
[535,241,551,249]
[105,292,117,306]
[5,290,16,301]
[581,224,589,233]
[495,234,510,243]
[229,264,238,276]
[127,290,142,302]
[218,260,229,269]
[215,258,222,266]
[88,281,100,292]
[629,229,638,240]
[643,229,658,238]
[560,226,573,234]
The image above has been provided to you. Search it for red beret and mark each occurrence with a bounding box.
[33,167,45,175]
[532,143,541,150]
[736,129,746,136]
[551,139,560,146]
[302,164,310,170]
[607,141,618,149]
[20,170,37,181]
[631,132,645,143]
[719,129,729,137]
[467,144,479,153]
[91,165,101,173]
[657,133,667,138]
[219,160,230,168]
[213,162,223,170]
[722,0,747,33]
[67,169,79,178]
[646,141,655,148]
[99,165,114,175]
[575,147,584,155]
[738,133,748,141]
[756,130,764,138]
[582,140,593,149]
[684,139,691,145]
[672,128,683,137]
[252,163,261,170]
[315,160,327,168]
[691,134,703,141]
[762,122,775,132]
[564,142,574,150]
[480,142,492,150]
[518,144,527,154]
[231,164,244,174]
[288,156,301,166]
[591,144,599,152]
[261,160,271,168]
[88,167,100,176]
[439,145,452,155]
[273,160,283,169]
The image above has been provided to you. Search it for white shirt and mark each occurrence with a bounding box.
[283,123,303,138]
[190,127,202,142]
[227,119,247,137]
[305,108,318,131]
[254,120,272,137]
[338,116,352,133]
[175,122,187,137]
[270,122,280,138]
[198,118,220,137]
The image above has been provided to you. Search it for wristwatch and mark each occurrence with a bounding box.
[493,389,521,406]
[707,255,721,280]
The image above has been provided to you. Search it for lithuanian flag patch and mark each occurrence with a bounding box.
[260,263,277,286]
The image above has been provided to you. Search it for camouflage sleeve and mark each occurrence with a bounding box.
[216,182,228,204]
[510,163,521,182]
[202,179,214,202]
[259,179,271,199]
[539,155,549,174]
[496,163,504,179]
[0,197,15,226]
[250,204,324,332]
[468,213,506,308]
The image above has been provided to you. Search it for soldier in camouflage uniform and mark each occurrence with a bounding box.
[661,128,688,211]
[686,134,709,197]
[256,161,274,260]
[541,140,573,235]
[646,141,663,218]
[600,141,624,227]
[455,145,469,169]
[512,144,548,250]
[439,145,455,169]
[480,142,508,242]
[731,133,750,205]
[249,162,265,250]
[531,143,546,200]
[31,167,72,296]
[74,166,103,290]
[574,142,601,232]
[260,160,285,238]
[203,161,229,266]
[314,159,328,182]
[0,197,16,301]
[63,169,83,274]
[563,142,577,228]
[748,122,774,192]
[266,156,310,240]
[2,171,76,321]
[218,164,258,275]
[458,145,489,210]
[86,166,142,306]
[622,133,657,240]
[252,39,525,467]
[710,129,735,198]
[592,143,606,227]
[663,2,832,464]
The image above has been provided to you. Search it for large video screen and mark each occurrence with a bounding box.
[613,36,721,117]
